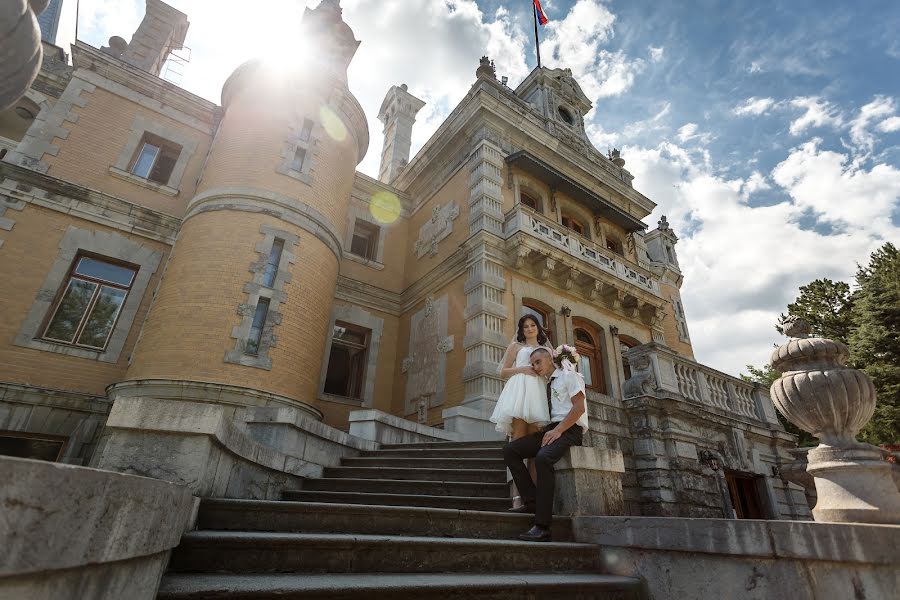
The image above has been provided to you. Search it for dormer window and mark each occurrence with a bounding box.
[561,214,588,238]
[558,106,574,126]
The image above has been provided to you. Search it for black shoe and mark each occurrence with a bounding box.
[518,525,551,542]
[507,504,535,514]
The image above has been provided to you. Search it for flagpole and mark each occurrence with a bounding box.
[532,2,542,68]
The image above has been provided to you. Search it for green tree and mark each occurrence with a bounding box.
[776,278,854,344]
[849,243,900,445]
[741,363,816,446]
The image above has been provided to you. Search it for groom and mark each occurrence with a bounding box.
[503,346,588,542]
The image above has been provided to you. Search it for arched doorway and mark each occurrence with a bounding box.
[573,320,605,393]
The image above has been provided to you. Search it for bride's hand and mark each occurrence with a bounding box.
[520,366,539,376]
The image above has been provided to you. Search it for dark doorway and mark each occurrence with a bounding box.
[725,472,764,519]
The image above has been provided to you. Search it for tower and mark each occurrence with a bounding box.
[645,216,691,351]
[122,0,369,419]
[377,84,425,184]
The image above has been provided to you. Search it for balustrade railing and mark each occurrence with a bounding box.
[504,206,658,294]
[624,343,779,424]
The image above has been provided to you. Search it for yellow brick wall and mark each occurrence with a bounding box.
[0,205,169,396]
[126,210,339,404]
[338,198,409,294]
[42,86,212,217]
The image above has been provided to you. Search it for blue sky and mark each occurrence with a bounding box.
[64,0,900,377]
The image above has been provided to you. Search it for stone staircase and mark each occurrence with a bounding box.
[157,440,645,599]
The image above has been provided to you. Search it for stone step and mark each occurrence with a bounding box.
[380,441,508,450]
[197,499,574,541]
[158,573,647,599]
[360,447,504,459]
[280,490,511,511]
[301,477,509,498]
[323,466,507,483]
[341,456,507,470]
[168,532,601,575]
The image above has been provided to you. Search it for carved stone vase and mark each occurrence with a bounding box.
[770,325,900,524]
[1,0,47,111]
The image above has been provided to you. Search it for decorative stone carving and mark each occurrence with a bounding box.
[414,202,459,258]
[623,354,658,398]
[403,296,453,414]
[770,319,900,524]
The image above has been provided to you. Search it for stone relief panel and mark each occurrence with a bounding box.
[402,295,454,414]
[414,202,459,258]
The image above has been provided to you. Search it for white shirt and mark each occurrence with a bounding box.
[549,369,590,431]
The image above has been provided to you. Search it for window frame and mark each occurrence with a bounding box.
[350,219,380,261]
[573,321,606,393]
[40,253,137,351]
[561,213,588,238]
[324,320,370,401]
[519,190,541,212]
[128,132,182,186]
[522,301,554,346]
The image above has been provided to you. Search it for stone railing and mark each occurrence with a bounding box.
[623,342,780,425]
[504,205,659,294]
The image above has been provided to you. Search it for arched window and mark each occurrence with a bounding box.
[573,322,605,393]
[618,335,641,382]
[558,106,574,125]
[520,190,541,212]
[561,214,588,238]
[522,301,554,346]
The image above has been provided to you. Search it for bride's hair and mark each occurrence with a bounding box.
[515,314,549,346]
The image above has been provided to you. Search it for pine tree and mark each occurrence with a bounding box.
[849,243,900,445]
[776,278,854,344]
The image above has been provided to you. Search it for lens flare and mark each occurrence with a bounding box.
[319,105,347,142]
[370,191,401,224]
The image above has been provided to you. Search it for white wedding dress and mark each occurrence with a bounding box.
[489,345,550,436]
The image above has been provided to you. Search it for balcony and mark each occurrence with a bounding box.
[623,343,781,425]
[504,203,660,291]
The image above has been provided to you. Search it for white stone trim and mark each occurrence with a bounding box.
[13,225,162,363]
[275,114,323,185]
[111,114,199,191]
[344,199,386,264]
[318,304,385,408]
[224,225,299,370]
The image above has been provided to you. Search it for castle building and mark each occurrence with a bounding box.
[0,0,809,521]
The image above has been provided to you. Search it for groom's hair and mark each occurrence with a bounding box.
[530,347,552,360]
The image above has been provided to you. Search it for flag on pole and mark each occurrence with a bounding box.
[533,0,549,25]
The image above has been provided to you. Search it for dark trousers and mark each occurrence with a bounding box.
[502,423,583,527]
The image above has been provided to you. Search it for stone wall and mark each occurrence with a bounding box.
[0,455,195,600]
[573,516,900,600]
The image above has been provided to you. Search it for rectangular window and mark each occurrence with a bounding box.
[0,431,66,462]
[261,238,284,288]
[350,219,379,261]
[292,147,307,172]
[246,298,270,355]
[129,133,182,185]
[42,255,136,350]
[300,119,314,141]
[324,321,369,400]
[579,355,594,387]
[606,237,624,256]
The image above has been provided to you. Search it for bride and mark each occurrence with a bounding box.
[490,314,553,440]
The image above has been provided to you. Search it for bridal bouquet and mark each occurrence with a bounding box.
[553,344,580,368]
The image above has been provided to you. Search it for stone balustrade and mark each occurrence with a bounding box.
[504,205,659,295]
[623,342,780,425]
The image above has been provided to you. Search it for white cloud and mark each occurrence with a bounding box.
[676,123,698,143]
[733,97,776,116]
[879,116,900,132]
[748,60,763,74]
[622,138,899,377]
[541,0,645,101]
[788,96,843,136]
[649,46,664,62]
[848,96,897,155]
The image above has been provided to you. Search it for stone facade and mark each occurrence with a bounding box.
[0,0,810,524]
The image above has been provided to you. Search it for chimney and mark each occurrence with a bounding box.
[377,84,425,184]
[121,0,189,76]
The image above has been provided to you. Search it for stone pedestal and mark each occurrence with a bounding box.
[553,446,626,516]
[807,444,900,524]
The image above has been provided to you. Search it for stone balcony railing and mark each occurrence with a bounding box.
[504,205,660,295]
[623,342,781,426]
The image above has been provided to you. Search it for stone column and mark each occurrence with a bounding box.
[553,447,626,516]
[770,318,900,524]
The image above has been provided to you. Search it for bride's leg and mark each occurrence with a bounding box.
[509,419,528,507]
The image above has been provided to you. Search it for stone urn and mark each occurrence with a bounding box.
[1,0,48,111]
[769,318,900,524]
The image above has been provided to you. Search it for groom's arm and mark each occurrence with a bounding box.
[541,381,586,447]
